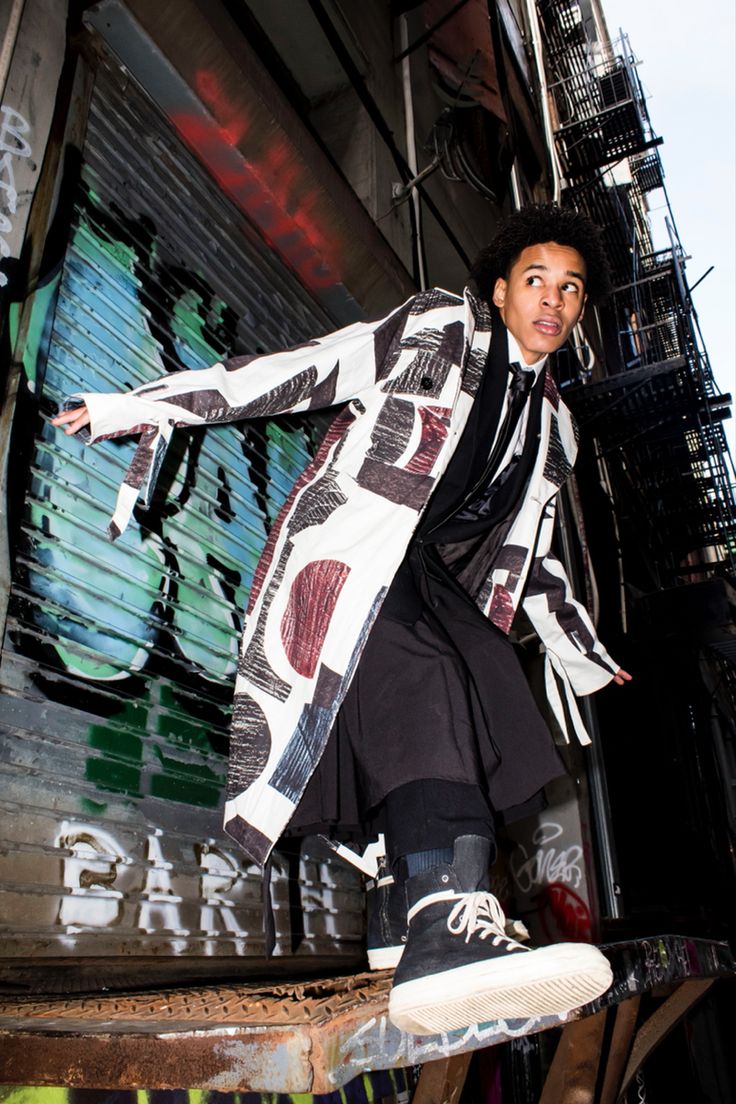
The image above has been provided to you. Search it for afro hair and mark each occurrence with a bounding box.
[469,203,612,303]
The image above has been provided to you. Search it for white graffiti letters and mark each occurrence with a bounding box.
[56,822,125,930]
[0,104,32,284]
[55,820,253,953]
[510,821,583,894]
[332,1011,548,1085]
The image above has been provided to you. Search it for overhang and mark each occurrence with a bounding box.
[84,0,416,324]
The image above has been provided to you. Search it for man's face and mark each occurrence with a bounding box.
[492,242,587,364]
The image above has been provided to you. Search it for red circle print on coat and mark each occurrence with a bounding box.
[281,559,351,677]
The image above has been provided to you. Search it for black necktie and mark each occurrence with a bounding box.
[487,361,534,469]
[449,362,537,527]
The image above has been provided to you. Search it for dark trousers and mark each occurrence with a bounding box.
[373,778,497,867]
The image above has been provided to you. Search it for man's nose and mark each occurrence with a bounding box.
[542,287,563,308]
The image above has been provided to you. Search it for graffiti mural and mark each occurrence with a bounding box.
[0,57,362,967]
[26,182,305,683]
[173,68,342,296]
[17,178,314,784]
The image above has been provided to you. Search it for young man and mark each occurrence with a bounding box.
[53,204,630,1034]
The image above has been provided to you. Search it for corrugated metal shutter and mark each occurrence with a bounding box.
[0,49,363,982]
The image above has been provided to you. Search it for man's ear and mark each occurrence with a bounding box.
[492,277,506,309]
[577,293,588,324]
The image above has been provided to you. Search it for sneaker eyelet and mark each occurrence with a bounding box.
[441,874,449,883]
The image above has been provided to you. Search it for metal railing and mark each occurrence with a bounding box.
[537,2,736,580]
[538,2,659,176]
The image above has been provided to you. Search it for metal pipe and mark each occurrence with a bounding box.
[305,0,471,269]
[579,694,624,919]
[556,487,623,919]
[394,0,470,62]
[595,441,629,633]
[522,0,563,203]
[0,0,26,103]
[392,154,442,203]
[510,158,523,211]
[396,13,432,292]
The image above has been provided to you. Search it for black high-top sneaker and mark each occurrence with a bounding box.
[388,835,613,1035]
[366,854,407,970]
[319,833,407,970]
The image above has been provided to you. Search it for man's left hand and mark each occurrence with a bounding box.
[612,669,632,686]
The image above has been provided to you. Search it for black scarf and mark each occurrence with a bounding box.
[380,311,546,622]
[419,308,545,544]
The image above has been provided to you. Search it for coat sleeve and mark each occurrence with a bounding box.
[521,497,620,704]
[69,298,414,539]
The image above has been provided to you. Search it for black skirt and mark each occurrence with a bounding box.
[291,545,564,833]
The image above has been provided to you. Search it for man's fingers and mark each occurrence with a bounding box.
[50,406,91,434]
[50,408,78,424]
[613,668,632,685]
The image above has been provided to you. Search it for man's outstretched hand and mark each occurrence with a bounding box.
[51,405,91,435]
[612,669,632,686]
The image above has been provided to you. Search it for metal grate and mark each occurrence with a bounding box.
[566,178,653,285]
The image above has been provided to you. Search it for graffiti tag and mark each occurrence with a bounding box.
[0,105,32,285]
[333,1010,548,1085]
[509,821,584,894]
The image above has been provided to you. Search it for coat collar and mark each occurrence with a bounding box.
[463,286,494,333]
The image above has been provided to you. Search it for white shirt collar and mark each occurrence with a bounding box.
[506,330,547,379]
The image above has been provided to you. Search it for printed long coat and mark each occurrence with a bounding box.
[77,288,619,865]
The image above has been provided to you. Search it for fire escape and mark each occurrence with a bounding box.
[537,0,736,588]
[536,5,736,931]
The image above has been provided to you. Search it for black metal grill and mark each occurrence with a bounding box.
[568,362,736,571]
[631,153,665,195]
[539,2,658,176]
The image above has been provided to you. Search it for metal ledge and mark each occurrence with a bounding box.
[0,936,732,1094]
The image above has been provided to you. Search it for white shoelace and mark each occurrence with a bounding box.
[446,892,526,948]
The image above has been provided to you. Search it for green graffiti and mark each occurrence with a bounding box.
[149,746,222,807]
[0,1071,413,1103]
[0,1091,68,1104]
[9,268,63,390]
[17,183,312,812]
[81,681,226,807]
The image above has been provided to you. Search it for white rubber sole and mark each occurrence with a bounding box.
[368,943,404,970]
[389,944,613,1034]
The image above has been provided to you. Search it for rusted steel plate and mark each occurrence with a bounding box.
[0,1028,312,1094]
[0,971,390,1031]
[0,938,733,1093]
[0,975,583,1094]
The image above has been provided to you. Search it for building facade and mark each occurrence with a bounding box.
[0,0,733,1096]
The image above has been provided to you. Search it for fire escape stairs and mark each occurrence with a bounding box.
[537,0,736,582]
